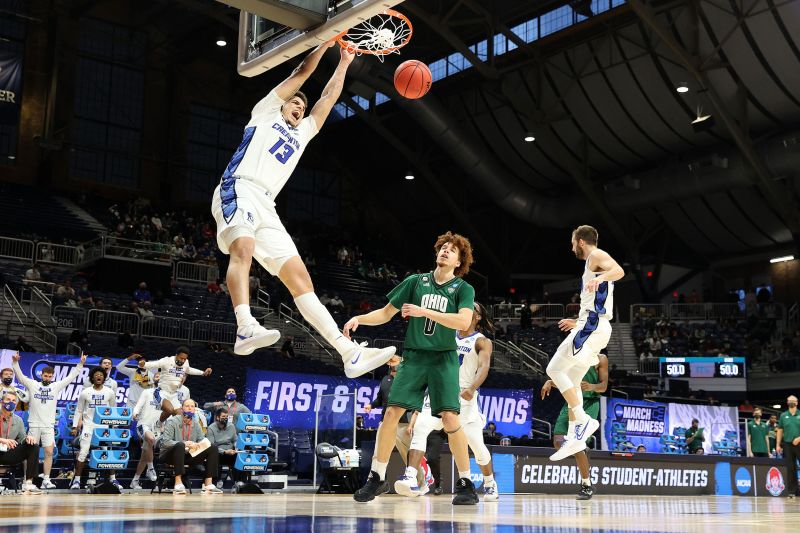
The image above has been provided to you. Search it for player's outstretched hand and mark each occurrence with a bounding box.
[343,317,359,338]
[11,353,20,363]
[540,380,553,400]
[557,319,576,332]
[203,368,213,376]
[80,354,87,365]
[401,304,424,318]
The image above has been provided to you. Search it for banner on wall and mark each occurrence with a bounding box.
[0,50,23,125]
[243,368,533,435]
[667,403,738,455]
[0,349,133,406]
[601,397,669,453]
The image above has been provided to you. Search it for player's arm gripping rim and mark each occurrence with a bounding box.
[461,337,492,401]
[309,46,355,127]
[584,250,625,292]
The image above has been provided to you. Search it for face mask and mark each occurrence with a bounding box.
[2,401,15,411]
[137,368,147,375]
[183,411,195,420]
[175,359,185,367]
[1,377,12,386]
[226,393,236,401]
[219,419,228,427]
[754,415,761,419]
[41,380,52,387]
[789,403,798,409]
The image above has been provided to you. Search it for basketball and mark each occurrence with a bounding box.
[394,60,432,99]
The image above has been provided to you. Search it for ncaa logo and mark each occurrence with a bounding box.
[765,466,785,497]
[734,467,752,494]
[614,404,624,419]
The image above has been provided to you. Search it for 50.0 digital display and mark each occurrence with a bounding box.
[659,357,746,379]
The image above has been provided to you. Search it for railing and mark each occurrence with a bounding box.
[609,388,629,399]
[256,288,271,309]
[103,237,172,263]
[519,342,550,370]
[191,320,237,345]
[2,284,27,324]
[140,315,192,341]
[53,305,88,331]
[0,237,35,262]
[66,342,83,356]
[30,323,57,352]
[28,285,55,329]
[36,242,81,266]
[629,302,784,322]
[789,302,799,334]
[174,261,220,285]
[491,303,566,321]
[530,417,552,439]
[373,338,403,355]
[278,303,335,360]
[638,358,660,375]
[87,309,140,335]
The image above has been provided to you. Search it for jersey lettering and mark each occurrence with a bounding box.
[420,293,449,336]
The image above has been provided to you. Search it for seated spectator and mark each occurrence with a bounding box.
[24,263,42,284]
[337,246,348,265]
[159,399,221,494]
[139,301,155,322]
[56,281,76,300]
[0,391,41,494]
[206,407,245,486]
[182,239,197,260]
[134,282,152,304]
[207,338,225,353]
[636,445,647,453]
[484,422,502,439]
[281,337,295,359]
[329,294,344,310]
[203,388,252,421]
[648,335,662,356]
[207,279,222,294]
[77,283,94,307]
[319,292,331,307]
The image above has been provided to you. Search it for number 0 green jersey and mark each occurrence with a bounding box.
[388,273,475,352]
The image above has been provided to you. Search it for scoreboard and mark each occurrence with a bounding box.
[659,357,746,379]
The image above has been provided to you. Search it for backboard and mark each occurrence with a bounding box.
[233,0,405,77]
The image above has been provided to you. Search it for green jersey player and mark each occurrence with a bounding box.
[344,231,479,505]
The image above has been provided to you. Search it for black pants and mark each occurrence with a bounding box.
[752,452,769,458]
[218,451,246,481]
[163,442,219,480]
[784,441,800,495]
[0,442,39,480]
[425,430,447,487]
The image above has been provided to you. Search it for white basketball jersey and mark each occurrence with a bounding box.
[456,331,485,390]
[579,249,614,321]
[221,90,318,198]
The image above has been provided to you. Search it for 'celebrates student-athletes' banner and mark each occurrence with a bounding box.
[0,349,134,406]
[0,50,23,125]
[244,368,533,436]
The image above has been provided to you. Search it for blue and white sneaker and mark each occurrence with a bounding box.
[234,323,281,356]
[483,483,499,501]
[111,479,124,491]
[343,341,396,378]
[550,417,600,461]
[394,470,422,498]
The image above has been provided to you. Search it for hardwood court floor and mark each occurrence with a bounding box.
[0,492,797,532]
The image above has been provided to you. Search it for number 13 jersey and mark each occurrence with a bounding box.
[223,90,318,198]
[388,272,475,352]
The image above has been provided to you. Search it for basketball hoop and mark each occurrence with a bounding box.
[336,9,412,61]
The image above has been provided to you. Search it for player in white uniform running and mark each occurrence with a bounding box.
[211,40,395,375]
[395,303,499,500]
[12,353,86,489]
[129,372,162,489]
[70,366,117,490]
[548,225,624,461]
[143,346,211,421]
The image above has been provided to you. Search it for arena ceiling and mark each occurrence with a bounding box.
[65,0,800,281]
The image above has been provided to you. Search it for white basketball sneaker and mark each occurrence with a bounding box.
[550,417,599,461]
[394,469,422,498]
[483,483,499,502]
[234,323,281,356]
[342,340,396,378]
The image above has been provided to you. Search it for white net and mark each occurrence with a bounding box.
[338,11,412,62]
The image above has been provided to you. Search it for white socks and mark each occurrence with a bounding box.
[405,466,417,479]
[582,477,591,486]
[235,304,256,327]
[570,405,587,420]
[372,458,388,480]
[294,293,352,354]
[458,470,471,480]
[483,474,495,486]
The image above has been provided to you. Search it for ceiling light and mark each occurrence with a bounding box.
[7,155,15,160]
[773,404,782,409]
[524,133,535,142]
[676,82,689,93]
[216,38,227,47]
[691,108,715,132]
[404,173,414,180]
[770,255,794,263]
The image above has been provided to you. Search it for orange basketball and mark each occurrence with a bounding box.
[394,60,432,99]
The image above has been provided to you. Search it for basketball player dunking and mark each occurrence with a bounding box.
[211,41,395,376]
[395,302,499,501]
[542,351,608,499]
[547,225,623,462]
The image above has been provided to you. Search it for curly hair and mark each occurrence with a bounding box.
[433,231,474,278]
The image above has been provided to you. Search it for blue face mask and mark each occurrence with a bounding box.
[226,393,236,401]
[3,401,15,411]
[183,411,195,420]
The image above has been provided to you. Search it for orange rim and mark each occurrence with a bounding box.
[336,8,413,56]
